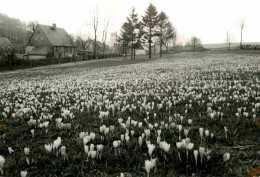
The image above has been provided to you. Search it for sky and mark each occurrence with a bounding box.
[0,0,260,45]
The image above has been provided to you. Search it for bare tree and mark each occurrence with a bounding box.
[226,31,232,51]
[102,18,110,56]
[190,36,201,52]
[239,18,246,48]
[27,20,38,32]
[93,7,99,59]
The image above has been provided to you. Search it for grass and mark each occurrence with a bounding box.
[0,51,259,177]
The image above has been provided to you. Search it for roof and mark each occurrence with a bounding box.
[29,46,50,55]
[85,39,111,51]
[35,24,73,47]
[0,37,12,46]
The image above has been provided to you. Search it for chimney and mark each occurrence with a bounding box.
[51,23,56,30]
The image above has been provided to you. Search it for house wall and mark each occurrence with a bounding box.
[154,45,167,54]
[29,55,46,60]
[53,46,75,58]
[27,26,51,47]
[135,49,146,55]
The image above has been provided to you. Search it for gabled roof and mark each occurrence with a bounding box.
[85,39,111,52]
[34,24,73,47]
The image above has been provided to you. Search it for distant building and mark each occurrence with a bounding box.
[153,42,168,54]
[84,39,112,54]
[25,24,75,59]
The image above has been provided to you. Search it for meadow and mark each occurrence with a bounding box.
[0,52,259,177]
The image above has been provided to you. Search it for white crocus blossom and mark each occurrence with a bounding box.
[144,129,151,139]
[113,140,121,148]
[24,148,30,155]
[53,137,61,150]
[138,136,143,147]
[8,147,14,154]
[224,126,228,139]
[199,147,205,164]
[147,144,155,157]
[44,144,52,153]
[21,171,28,177]
[223,152,230,162]
[184,129,189,138]
[91,150,97,159]
[205,130,209,137]
[60,146,66,157]
[145,158,156,176]
[194,150,198,166]
[84,145,89,154]
[31,129,35,137]
[0,155,5,175]
[199,128,204,143]
[159,141,170,153]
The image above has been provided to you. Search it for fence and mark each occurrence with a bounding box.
[241,45,260,50]
[0,53,123,71]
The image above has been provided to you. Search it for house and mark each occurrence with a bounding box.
[84,39,112,54]
[153,42,168,54]
[26,24,75,59]
[0,37,12,60]
[134,41,147,55]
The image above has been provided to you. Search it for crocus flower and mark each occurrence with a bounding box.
[223,152,230,162]
[205,130,209,137]
[91,150,97,159]
[184,129,189,138]
[138,136,143,147]
[224,126,228,139]
[84,145,89,154]
[199,147,205,164]
[147,144,155,157]
[194,150,198,166]
[60,146,66,157]
[199,128,203,143]
[0,155,5,175]
[8,147,14,155]
[44,144,52,153]
[21,171,27,177]
[24,148,30,155]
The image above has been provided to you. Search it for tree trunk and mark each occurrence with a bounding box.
[240,27,243,48]
[149,27,152,59]
[131,39,133,60]
[160,27,162,57]
[94,33,97,59]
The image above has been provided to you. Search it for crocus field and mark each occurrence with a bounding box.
[0,52,259,177]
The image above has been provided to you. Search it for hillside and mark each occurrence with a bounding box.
[202,42,260,49]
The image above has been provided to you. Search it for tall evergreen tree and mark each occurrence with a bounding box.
[126,7,140,60]
[119,22,131,59]
[164,22,177,50]
[141,3,159,58]
[158,11,168,57]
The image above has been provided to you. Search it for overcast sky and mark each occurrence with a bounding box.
[0,0,259,44]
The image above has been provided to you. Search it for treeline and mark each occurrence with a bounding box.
[0,13,32,53]
[117,3,176,59]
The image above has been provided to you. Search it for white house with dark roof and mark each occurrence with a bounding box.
[25,24,75,59]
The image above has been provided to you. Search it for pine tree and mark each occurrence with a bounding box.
[119,22,131,59]
[164,22,176,51]
[126,7,140,60]
[158,11,168,57]
[141,3,159,58]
